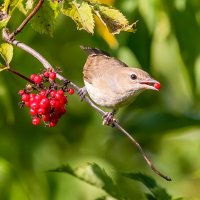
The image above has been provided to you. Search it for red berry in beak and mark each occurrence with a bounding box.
[154,82,161,90]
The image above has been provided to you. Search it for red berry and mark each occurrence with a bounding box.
[50,90,57,98]
[33,75,42,84]
[49,121,57,127]
[30,108,38,116]
[55,93,62,100]
[50,99,60,110]
[57,90,64,96]
[43,71,49,78]
[21,94,30,102]
[40,90,47,97]
[38,108,46,115]
[154,82,161,90]
[32,117,40,126]
[25,101,30,107]
[30,101,39,110]
[68,88,74,95]
[18,90,25,95]
[30,74,36,81]
[34,94,42,102]
[59,107,66,115]
[40,98,50,107]
[49,72,56,80]
[42,115,50,122]
[59,96,67,105]
[30,93,36,99]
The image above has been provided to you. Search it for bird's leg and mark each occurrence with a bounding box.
[77,86,87,101]
[103,109,117,127]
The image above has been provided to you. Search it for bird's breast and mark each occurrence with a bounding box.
[84,80,138,109]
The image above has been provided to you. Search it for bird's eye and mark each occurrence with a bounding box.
[130,74,137,80]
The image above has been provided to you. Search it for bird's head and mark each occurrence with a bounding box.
[116,67,160,94]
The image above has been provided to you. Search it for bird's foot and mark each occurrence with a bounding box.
[77,87,87,101]
[102,112,117,127]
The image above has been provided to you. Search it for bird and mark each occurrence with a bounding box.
[80,46,160,125]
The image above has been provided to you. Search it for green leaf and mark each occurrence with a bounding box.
[0,43,13,65]
[93,4,137,34]
[48,163,125,200]
[145,194,157,200]
[172,198,183,200]
[31,0,58,36]
[122,173,172,200]
[96,196,118,200]
[62,1,94,34]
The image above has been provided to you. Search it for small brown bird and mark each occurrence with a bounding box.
[80,46,160,125]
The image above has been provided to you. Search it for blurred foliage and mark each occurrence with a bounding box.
[0,0,200,199]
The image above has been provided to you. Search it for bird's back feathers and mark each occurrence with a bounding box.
[81,46,128,84]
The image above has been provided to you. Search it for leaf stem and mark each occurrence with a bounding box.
[2,29,171,182]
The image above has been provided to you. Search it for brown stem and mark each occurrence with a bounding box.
[7,68,35,84]
[8,0,44,40]
[2,29,171,181]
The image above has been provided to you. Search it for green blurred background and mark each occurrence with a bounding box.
[1,0,200,199]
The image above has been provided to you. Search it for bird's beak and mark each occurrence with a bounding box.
[139,79,161,91]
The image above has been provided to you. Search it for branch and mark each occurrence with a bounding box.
[8,0,44,40]
[2,29,171,182]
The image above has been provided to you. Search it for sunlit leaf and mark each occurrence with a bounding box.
[0,66,9,72]
[17,2,27,15]
[49,163,125,200]
[0,43,13,65]
[93,4,137,34]
[62,1,94,34]
[25,0,34,10]
[1,0,10,12]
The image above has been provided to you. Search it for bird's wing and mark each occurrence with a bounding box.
[80,45,110,56]
[82,46,128,84]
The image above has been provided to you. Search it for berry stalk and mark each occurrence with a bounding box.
[8,68,34,84]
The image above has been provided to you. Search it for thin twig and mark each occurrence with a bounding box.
[114,123,171,181]
[8,0,44,40]
[2,29,171,181]
[7,68,35,84]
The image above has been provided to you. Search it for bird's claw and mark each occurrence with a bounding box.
[103,112,117,127]
[77,87,87,101]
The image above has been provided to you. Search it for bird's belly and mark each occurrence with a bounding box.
[84,81,137,109]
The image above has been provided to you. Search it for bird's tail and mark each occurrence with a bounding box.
[80,45,110,56]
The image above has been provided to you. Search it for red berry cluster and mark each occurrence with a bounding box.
[19,69,74,127]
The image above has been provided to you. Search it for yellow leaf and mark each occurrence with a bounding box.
[0,43,13,65]
[62,1,94,34]
[94,4,137,34]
